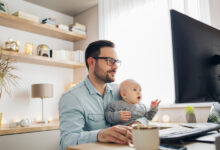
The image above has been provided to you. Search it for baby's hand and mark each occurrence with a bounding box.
[120,111,131,121]
[150,99,161,109]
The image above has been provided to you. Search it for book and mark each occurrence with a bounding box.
[13,11,39,23]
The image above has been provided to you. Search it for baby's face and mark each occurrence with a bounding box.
[122,82,142,104]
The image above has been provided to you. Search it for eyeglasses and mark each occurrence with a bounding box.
[93,57,122,67]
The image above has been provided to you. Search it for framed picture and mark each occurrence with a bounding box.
[0,1,9,14]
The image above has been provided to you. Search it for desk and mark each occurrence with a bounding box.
[0,122,60,150]
[67,142,215,150]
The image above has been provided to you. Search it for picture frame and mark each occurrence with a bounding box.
[0,1,9,14]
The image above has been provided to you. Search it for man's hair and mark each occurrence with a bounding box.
[85,40,115,70]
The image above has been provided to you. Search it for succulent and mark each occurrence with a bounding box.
[208,113,220,123]
[185,106,195,114]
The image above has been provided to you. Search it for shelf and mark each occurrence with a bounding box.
[0,12,86,42]
[0,122,59,135]
[0,50,86,69]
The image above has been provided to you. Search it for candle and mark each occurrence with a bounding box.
[34,116,41,123]
[48,117,53,123]
[162,114,170,123]
[25,43,34,55]
[13,118,21,123]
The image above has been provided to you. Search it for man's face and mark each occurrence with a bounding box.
[94,47,118,83]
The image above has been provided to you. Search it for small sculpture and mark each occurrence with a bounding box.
[2,38,20,52]
[37,44,50,57]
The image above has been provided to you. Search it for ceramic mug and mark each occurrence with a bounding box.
[127,124,160,150]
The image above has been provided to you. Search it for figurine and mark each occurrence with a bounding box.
[2,38,20,52]
[37,44,50,57]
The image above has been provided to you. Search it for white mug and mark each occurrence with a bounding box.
[127,124,160,150]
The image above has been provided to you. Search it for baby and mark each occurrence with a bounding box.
[105,79,161,126]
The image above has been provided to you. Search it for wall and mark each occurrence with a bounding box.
[73,5,99,82]
[0,0,75,124]
[209,0,220,30]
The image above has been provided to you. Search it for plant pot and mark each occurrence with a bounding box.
[186,113,197,123]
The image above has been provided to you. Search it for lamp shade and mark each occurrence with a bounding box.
[32,84,53,98]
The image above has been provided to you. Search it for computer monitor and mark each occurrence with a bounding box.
[170,10,220,103]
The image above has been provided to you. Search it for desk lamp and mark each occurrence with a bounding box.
[32,84,53,123]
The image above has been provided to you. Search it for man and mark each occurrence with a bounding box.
[59,40,147,150]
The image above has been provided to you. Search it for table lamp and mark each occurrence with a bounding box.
[32,83,53,123]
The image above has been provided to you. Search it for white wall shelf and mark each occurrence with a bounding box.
[1,50,85,69]
[0,12,86,42]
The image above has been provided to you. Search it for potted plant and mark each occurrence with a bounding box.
[0,52,19,126]
[0,53,19,98]
[185,106,197,123]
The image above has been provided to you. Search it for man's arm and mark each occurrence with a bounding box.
[59,93,100,150]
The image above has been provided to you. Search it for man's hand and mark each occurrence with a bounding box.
[120,111,131,121]
[150,99,161,109]
[97,125,132,144]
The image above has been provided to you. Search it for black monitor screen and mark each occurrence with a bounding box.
[170,10,220,103]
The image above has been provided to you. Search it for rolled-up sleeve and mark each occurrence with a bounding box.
[59,93,100,150]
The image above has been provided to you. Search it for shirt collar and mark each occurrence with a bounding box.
[84,76,113,95]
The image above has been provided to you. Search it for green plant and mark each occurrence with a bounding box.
[0,3,6,12]
[0,53,19,97]
[185,106,195,114]
[208,113,220,123]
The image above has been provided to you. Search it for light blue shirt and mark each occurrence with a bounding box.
[59,77,148,150]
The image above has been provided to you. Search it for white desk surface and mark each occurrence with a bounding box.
[67,142,215,150]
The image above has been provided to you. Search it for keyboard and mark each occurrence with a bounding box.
[160,123,220,142]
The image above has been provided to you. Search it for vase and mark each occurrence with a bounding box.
[186,113,197,123]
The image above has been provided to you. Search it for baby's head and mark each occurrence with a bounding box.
[119,79,142,104]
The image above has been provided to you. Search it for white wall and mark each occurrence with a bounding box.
[209,0,220,30]
[74,5,99,51]
[0,0,75,124]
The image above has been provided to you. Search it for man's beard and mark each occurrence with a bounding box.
[94,64,116,83]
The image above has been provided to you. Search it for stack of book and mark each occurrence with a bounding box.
[52,49,74,61]
[69,23,86,35]
[73,50,85,63]
[57,24,69,31]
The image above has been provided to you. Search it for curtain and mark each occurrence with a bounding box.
[98,0,210,105]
